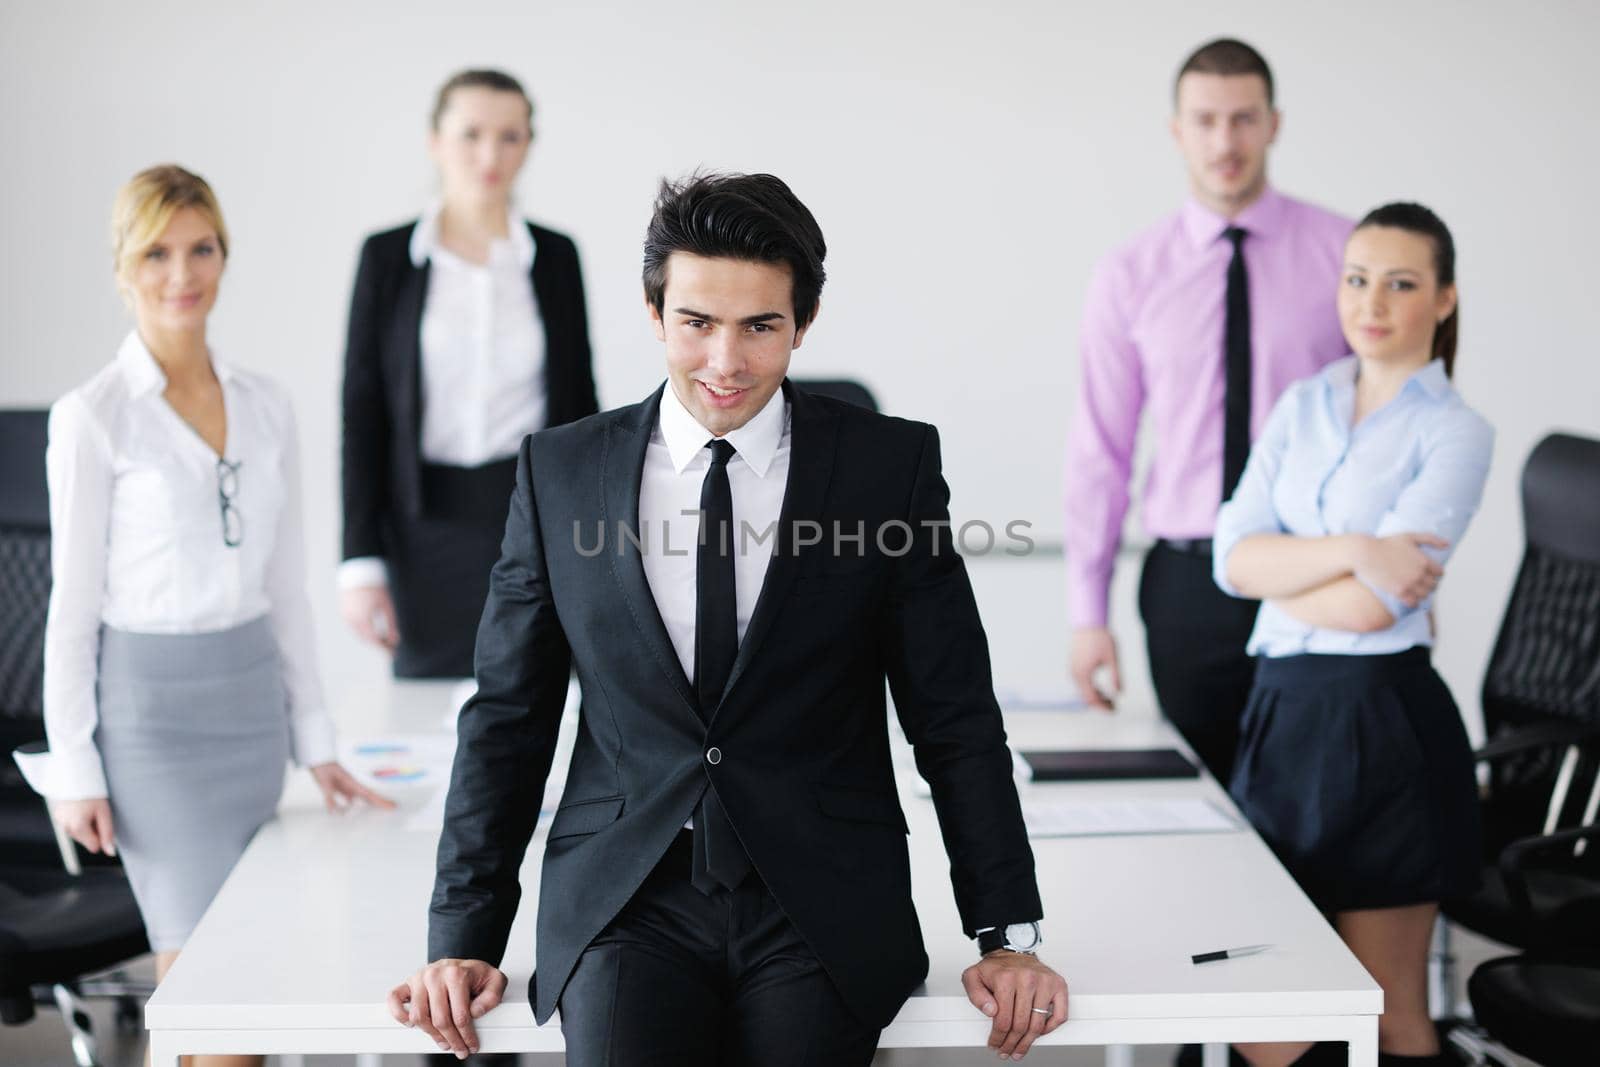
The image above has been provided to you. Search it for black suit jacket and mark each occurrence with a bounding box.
[340,220,599,560]
[428,382,1041,1029]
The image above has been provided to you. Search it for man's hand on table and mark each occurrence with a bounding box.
[388,958,507,1059]
[962,950,1070,1060]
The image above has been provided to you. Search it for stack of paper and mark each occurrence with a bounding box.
[1020,798,1239,837]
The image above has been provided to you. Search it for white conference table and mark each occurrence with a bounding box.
[146,688,1380,1065]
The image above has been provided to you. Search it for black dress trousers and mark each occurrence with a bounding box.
[558,833,881,1067]
[1138,541,1261,784]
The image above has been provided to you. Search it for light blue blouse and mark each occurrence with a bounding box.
[1214,356,1494,658]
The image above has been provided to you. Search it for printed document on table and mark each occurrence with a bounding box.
[1021,798,1240,837]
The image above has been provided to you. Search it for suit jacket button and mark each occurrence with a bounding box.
[706,747,722,765]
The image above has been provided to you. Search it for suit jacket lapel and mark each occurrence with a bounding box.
[527,222,554,335]
[392,257,430,453]
[602,385,700,717]
[716,381,838,715]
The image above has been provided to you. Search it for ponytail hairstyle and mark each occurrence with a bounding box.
[431,69,533,135]
[1354,201,1458,376]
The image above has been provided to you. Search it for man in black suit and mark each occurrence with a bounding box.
[389,173,1067,1065]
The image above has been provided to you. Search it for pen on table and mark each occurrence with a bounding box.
[1191,944,1272,965]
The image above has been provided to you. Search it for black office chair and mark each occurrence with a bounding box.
[0,410,60,868]
[1464,877,1600,1067]
[792,378,880,412]
[1441,433,1600,954]
[1434,434,1600,1065]
[0,409,152,1067]
[1468,954,1600,1067]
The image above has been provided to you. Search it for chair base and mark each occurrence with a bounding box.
[51,981,102,1067]
[1,971,156,1067]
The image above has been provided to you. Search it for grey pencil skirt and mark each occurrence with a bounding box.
[94,617,290,951]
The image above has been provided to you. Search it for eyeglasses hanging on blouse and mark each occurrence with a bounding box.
[216,457,243,548]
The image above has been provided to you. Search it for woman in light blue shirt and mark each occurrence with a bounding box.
[1213,203,1492,1067]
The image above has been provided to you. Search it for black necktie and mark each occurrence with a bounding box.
[691,439,751,893]
[1222,225,1252,501]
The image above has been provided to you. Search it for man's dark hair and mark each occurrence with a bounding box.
[642,172,827,328]
[1355,202,1460,377]
[1175,38,1275,106]
[431,69,533,132]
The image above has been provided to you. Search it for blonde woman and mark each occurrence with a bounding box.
[15,165,390,1065]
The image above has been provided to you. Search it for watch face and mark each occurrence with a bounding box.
[1006,922,1041,951]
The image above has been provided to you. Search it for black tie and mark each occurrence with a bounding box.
[1222,225,1252,501]
[691,439,751,893]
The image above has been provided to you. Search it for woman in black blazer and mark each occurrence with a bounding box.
[340,69,598,677]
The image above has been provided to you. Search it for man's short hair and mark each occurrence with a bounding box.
[1174,38,1275,106]
[643,172,827,328]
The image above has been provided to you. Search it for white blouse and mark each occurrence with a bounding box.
[413,200,547,466]
[15,332,336,801]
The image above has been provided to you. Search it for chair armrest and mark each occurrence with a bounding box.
[1474,719,1600,763]
[1499,824,1600,921]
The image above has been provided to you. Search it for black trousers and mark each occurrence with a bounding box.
[558,833,881,1067]
[1138,542,1260,784]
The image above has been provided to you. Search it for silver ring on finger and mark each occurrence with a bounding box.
[1031,1006,1052,1016]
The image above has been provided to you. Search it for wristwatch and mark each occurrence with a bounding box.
[977,921,1042,956]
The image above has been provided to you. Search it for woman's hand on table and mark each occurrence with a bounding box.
[309,762,396,812]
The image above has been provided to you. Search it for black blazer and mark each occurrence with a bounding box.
[340,220,599,560]
[428,382,1042,1029]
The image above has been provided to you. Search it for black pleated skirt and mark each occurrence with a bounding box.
[1229,647,1482,913]
[387,457,518,679]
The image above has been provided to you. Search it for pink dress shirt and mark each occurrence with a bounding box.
[1064,187,1352,629]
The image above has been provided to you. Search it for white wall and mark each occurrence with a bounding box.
[3,0,1596,739]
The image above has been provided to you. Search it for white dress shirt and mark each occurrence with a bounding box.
[416,200,546,466]
[639,383,790,682]
[338,202,547,591]
[15,332,337,800]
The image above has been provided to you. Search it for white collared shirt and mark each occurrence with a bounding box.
[16,332,336,800]
[639,383,791,681]
[412,201,546,467]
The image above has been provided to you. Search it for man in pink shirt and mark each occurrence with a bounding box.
[1065,39,1351,783]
